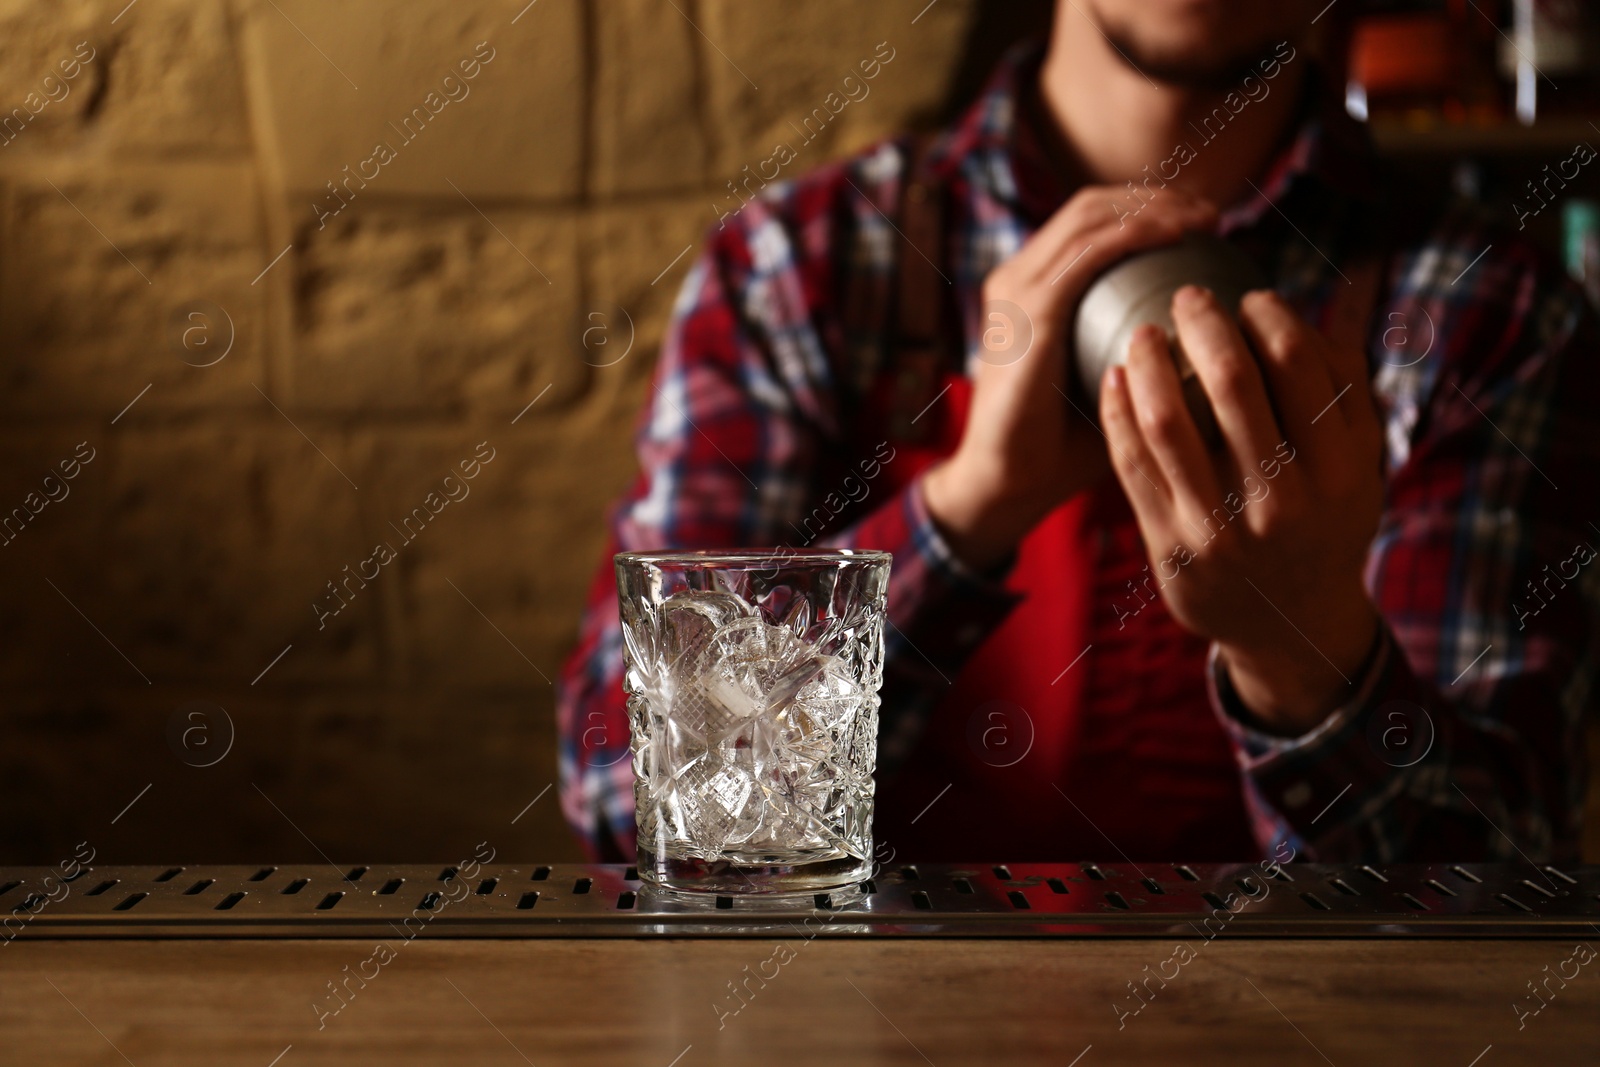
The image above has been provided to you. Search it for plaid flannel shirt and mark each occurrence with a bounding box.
[557,44,1600,863]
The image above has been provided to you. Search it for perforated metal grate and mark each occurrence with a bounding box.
[4,863,1596,939]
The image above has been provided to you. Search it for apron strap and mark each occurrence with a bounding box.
[887,136,959,444]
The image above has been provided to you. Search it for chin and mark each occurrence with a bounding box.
[1082,0,1304,88]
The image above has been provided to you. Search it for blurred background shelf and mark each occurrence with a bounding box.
[1373,115,1600,155]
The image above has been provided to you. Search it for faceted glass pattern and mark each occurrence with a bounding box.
[615,550,890,895]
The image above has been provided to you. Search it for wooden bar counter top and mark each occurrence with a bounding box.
[4,937,1598,1066]
[2,862,1596,1065]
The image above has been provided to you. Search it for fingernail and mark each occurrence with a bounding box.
[1177,284,1212,308]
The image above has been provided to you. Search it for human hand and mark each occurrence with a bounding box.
[1098,284,1384,732]
[922,187,1218,571]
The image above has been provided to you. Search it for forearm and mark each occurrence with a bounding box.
[920,453,1055,574]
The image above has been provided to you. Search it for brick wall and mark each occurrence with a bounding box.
[0,0,983,863]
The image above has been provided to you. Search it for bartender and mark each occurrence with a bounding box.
[558,0,1600,864]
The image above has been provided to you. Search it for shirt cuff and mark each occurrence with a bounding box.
[1208,624,1393,762]
[1208,622,1437,851]
[904,472,1018,593]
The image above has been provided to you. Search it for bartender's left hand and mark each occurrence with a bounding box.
[1098,285,1384,735]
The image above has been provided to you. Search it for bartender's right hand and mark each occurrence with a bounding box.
[922,186,1217,571]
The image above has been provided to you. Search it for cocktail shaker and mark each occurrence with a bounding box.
[1072,233,1268,447]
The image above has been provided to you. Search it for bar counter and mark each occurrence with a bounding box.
[3,862,1596,1065]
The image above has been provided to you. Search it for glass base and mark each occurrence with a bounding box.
[638,844,872,896]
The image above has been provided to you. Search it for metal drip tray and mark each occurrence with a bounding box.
[4,862,1596,939]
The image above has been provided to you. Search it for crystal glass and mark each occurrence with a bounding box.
[615,549,891,896]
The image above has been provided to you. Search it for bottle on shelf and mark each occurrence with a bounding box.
[1562,198,1600,309]
[1345,0,1505,127]
[1499,0,1600,124]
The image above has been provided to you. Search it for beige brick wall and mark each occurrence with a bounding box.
[0,0,979,863]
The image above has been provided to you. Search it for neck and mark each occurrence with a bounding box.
[1037,22,1308,209]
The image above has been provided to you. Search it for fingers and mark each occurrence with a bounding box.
[985,189,1218,393]
[1048,184,1215,249]
[1043,210,1207,301]
[1021,191,1217,293]
[990,211,1222,396]
[1049,193,1132,240]
[1238,290,1340,459]
[1171,285,1283,469]
[1321,273,1377,386]
[1098,362,1171,519]
[1121,322,1222,515]
[1319,280,1384,442]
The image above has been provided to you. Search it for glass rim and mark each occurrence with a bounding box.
[615,547,891,567]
